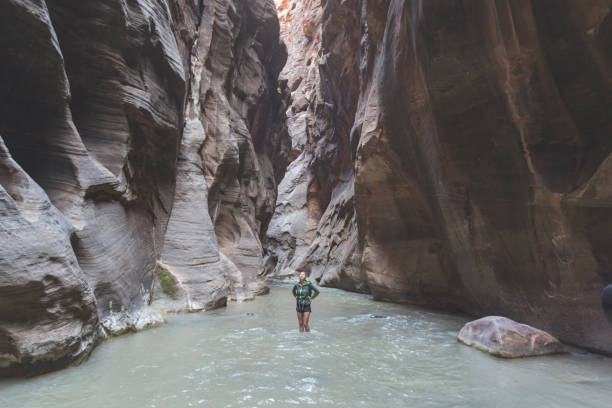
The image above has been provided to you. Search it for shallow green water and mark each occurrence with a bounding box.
[2,283,612,408]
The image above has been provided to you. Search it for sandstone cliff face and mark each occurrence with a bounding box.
[265,0,323,277]
[266,0,367,292]
[0,0,287,377]
[268,0,612,352]
[160,0,289,310]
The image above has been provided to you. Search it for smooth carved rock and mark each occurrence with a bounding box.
[1,0,185,343]
[0,0,287,377]
[159,118,237,311]
[353,0,612,353]
[0,137,98,377]
[265,153,317,276]
[269,0,612,353]
[458,317,566,358]
[267,0,362,284]
[160,0,289,307]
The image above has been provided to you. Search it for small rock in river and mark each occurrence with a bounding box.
[457,316,566,358]
[369,314,387,319]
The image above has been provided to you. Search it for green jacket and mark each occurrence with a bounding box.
[292,280,320,306]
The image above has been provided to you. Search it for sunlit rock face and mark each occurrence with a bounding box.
[0,0,287,376]
[268,0,612,352]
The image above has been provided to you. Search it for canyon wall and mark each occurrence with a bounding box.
[268,0,612,353]
[2,0,611,378]
[160,0,288,311]
[267,0,367,292]
[0,0,287,377]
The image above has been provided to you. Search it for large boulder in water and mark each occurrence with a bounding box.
[458,316,565,358]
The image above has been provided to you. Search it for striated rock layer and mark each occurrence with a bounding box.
[0,0,287,377]
[267,0,367,292]
[268,0,612,353]
[160,0,289,310]
[265,0,323,278]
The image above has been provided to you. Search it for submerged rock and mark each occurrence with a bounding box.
[458,317,566,358]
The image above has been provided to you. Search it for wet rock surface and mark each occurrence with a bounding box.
[267,0,612,353]
[458,316,566,358]
[0,0,287,377]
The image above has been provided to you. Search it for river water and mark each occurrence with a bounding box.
[2,282,612,407]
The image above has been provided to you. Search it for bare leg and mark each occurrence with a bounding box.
[303,312,311,332]
[297,312,304,332]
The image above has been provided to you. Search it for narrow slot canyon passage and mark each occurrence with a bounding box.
[2,283,612,408]
[1,0,612,405]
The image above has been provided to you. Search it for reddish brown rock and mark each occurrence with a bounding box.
[268,0,612,353]
[266,0,367,294]
[354,0,612,353]
[458,316,566,358]
[265,0,326,278]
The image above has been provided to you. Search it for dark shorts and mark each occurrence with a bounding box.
[296,303,311,313]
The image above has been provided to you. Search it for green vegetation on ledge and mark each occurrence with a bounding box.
[156,263,180,300]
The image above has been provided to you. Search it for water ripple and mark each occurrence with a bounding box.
[1,285,612,408]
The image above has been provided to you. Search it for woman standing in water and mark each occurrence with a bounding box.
[292,272,320,332]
